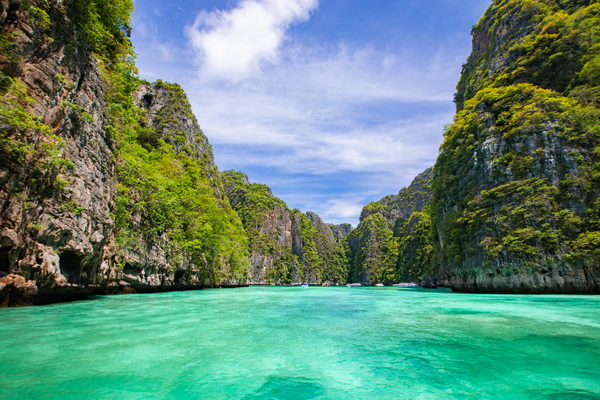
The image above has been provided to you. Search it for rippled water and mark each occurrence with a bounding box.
[1,286,599,399]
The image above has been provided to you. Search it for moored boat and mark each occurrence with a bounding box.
[392,283,419,288]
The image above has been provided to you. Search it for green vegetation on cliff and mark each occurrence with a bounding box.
[222,170,297,283]
[67,0,134,61]
[349,169,434,284]
[348,213,398,284]
[396,211,433,281]
[455,0,599,109]
[222,170,349,284]
[0,3,77,207]
[433,0,599,291]
[304,212,350,284]
[1,0,250,286]
[97,36,250,282]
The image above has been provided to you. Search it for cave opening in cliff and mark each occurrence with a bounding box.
[141,94,153,109]
[0,247,11,276]
[59,251,84,284]
[123,263,137,275]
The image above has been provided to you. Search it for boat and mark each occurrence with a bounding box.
[392,283,419,288]
[347,283,362,287]
[375,283,384,287]
[301,283,309,288]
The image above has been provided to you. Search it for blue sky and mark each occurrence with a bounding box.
[131,0,491,226]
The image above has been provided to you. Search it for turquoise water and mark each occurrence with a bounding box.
[1,287,599,399]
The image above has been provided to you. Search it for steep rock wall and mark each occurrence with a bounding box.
[0,1,250,305]
[222,170,349,284]
[0,0,117,305]
[349,168,433,284]
[432,0,599,293]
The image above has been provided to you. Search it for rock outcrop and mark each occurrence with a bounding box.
[0,0,249,305]
[1,0,118,305]
[432,0,599,293]
[360,168,433,231]
[348,168,433,284]
[222,170,349,284]
[329,223,353,241]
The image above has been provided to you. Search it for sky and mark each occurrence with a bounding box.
[130,0,492,226]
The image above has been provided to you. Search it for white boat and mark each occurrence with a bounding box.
[301,283,309,288]
[392,283,419,288]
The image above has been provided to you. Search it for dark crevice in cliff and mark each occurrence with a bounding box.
[141,93,153,109]
[59,251,84,284]
[0,247,10,275]
[0,0,255,306]
[123,263,137,275]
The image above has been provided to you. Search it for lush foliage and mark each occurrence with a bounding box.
[433,0,599,279]
[66,0,134,61]
[0,77,74,195]
[302,212,349,283]
[222,171,349,284]
[109,80,250,284]
[456,0,599,109]
[396,211,433,281]
[349,169,434,284]
[0,9,77,209]
[348,213,398,284]
[64,0,250,284]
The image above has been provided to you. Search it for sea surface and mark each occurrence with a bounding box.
[1,286,599,399]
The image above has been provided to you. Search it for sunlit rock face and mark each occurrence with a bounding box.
[0,0,116,305]
[221,170,350,285]
[0,1,248,306]
[431,0,600,293]
[348,168,434,285]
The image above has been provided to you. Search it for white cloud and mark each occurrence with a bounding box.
[186,0,319,82]
[131,12,183,78]
[183,43,456,224]
[132,0,480,224]
[188,44,457,177]
[321,198,365,222]
[156,43,174,61]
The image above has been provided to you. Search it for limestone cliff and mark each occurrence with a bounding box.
[360,168,433,232]
[222,170,349,284]
[432,0,599,293]
[0,0,249,306]
[329,223,353,242]
[348,168,433,284]
[109,80,249,294]
[0,0,118,305]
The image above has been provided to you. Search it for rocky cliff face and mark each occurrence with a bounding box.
[329,223,353,242]
[432,0,599,293]
[349,168,433,284]
[108,80,250,294]
[222,170,349,284]
[0,0,249,306]
[0,0,118,305]
[360,168,433,231]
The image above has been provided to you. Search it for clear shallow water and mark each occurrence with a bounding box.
[1,287,599,400]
